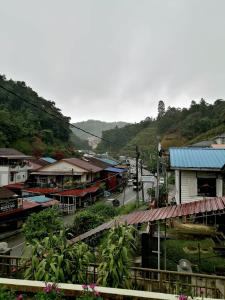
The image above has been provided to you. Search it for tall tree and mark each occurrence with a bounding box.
[157,100,165,120]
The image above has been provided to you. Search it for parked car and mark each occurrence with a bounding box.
[133,181,142,191]
[107,198,120,207]
[127,179,133,186]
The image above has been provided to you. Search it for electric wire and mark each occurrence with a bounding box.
[0,84,112,144]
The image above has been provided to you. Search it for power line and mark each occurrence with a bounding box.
[0,84,112,144]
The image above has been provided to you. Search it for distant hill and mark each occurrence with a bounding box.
[97,99,225,170]
[0,74,74,156]
[71,120,128,140]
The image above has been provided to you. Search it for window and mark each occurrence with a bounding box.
[197,178,216,197]
[10,172,15,182]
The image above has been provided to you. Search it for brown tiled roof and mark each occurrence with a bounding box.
[0,187,17,200]
[63,158,102,173]
[0,148,31,159]
[83,156,110,169]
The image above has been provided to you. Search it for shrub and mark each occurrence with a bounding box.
[22,206,63,243]
[88,202,118,219]
[70,210,105,237]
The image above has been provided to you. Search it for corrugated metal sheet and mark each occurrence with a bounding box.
[55,185,99,197]
[25,195,53,203]
[63,158,102,173]
[169,147,225,169]
[23,187,59,194]
[96,157,119,166]
[105,167,126,173]
[40,157,57,164]
[70,197,225,243]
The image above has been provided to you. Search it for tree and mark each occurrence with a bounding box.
[22,207,64,243]
[157,100,165,120]
[97,224,136,288]
[69,210,105,238]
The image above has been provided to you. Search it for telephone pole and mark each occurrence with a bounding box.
[136,146,140,207]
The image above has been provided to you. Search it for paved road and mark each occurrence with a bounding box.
[2,177,153,257]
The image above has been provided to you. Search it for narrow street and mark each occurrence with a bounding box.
[2,178,153,257]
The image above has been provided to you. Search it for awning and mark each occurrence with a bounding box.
[54,185,99,197]
[22,187,60,195]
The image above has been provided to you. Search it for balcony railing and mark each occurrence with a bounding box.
[0,255,225,299]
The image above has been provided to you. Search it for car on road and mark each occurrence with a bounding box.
[127,179,133,186]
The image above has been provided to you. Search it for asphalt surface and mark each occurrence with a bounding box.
[2,168,154,257]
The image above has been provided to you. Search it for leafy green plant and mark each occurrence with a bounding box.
[0,286,16,300]
[23,230,92,283]
[22,206,64,243]
[97,224,136,288]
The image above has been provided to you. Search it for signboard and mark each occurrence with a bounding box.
[0,199,18,213]
[141,175,155,182]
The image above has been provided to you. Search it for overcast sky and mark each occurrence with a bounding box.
[1,0,225,123]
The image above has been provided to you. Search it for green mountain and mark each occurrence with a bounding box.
[0,74,87,156]
[71,120,128,140]
[97,99,225,168]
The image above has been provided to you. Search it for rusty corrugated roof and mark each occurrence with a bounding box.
[70,197,225,243]
[54,185,99,197]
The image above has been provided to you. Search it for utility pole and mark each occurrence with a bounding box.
[140,159,145,202]
[136,145,140,208]
[156,140,161,208]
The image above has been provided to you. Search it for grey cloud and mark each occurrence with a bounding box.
[0,0,225,122]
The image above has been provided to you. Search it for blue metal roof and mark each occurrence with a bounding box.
[105,167,125,173]
[41,157,56,163]
[169,147,225,170]
[97,158,119,166]
[25,195,52,203]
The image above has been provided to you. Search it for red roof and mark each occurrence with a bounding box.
[55,185,99,197]
[63,158,102,173]
[40,199,59,207]
[23,187,60,194]
[22,200,41,209]
[70,197,225,243]
[4,183,25,190]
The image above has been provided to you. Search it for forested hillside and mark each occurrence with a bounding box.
[71,120,128,140]
[97,99,225,163]
[0,75,86,156]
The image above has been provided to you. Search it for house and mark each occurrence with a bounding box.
[83,156,127,191]
[169,147,225,204]
[0,187,40,231]
[0,148,31,186]
[28,157,103,188]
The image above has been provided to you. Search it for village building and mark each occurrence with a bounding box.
[0,148,31,187]
[27,157,103,189]
[169,147,225,204]
[0,186,40,231]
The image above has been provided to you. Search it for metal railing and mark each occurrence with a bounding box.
[0,255,225,299]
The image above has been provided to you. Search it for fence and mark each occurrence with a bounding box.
[0,255,225,299]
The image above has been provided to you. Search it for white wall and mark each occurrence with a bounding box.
[175,170,223,204]
[0,165,29,186]
[0,166,10,186]
[39,161,85,174]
